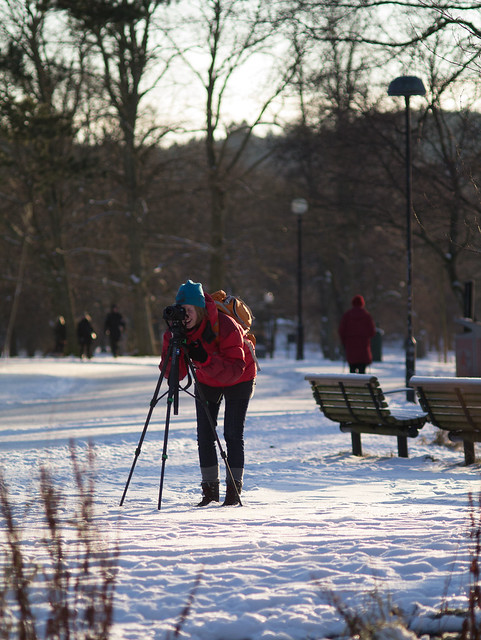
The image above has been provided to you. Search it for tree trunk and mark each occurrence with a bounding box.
[129,214,156,355]
[124,141,155,355]
[209,180,226,291]
[51,255,78,356]
[3,234,29,358]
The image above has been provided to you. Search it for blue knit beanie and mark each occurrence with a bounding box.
[175,280,206,308]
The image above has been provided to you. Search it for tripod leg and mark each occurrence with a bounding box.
[157,340,182,510]
[120,369,166,506]
[120,341,175,506]
[187,357,243,507]
[158,396,173,510]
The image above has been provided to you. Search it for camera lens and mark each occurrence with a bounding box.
[163,304,186,322]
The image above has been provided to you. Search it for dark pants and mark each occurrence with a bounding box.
[195,380,254,471]
[350,363,367,374]
[79,340,93,359]
[109,335,120,357]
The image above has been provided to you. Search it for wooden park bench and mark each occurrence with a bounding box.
[305,373,428,458]
[410,376,481,465]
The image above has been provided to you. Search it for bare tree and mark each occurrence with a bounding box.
[0,0,93,355]
[161,0,301,290]
[412,37,481,309]
[56,0,174,354]
[281,1,481,345]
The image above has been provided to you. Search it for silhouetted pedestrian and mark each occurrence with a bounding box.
[104,304,126,357]
[53,316,66,354]
[77,313,96,359]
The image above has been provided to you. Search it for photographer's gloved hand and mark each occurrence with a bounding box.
[187,340,208,363]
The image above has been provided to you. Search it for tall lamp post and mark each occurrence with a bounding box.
[388,75,426,401]
[291,197,308,360]
[264,291,275,358]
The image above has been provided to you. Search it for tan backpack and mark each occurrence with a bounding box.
[210,290,259,369]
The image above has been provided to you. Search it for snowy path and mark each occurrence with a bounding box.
[0,350,478,639]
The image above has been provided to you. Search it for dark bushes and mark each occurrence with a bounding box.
[0,445,118,640]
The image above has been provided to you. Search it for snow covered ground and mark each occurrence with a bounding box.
[0,347,479,640]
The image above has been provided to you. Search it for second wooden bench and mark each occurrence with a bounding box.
[410,375,481,465]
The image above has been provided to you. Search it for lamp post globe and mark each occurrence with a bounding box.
[388,76,426,401]
[291,198,308,360]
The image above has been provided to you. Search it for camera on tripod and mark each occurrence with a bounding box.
[163,304,187,337]
[163,304,186,323]
[122,300,242,510]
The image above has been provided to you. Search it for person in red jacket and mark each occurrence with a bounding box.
[338,295,376,374]
[160,280,256,507]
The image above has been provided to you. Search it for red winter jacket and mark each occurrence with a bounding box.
[338,298,376,365]
[159,293,256,387]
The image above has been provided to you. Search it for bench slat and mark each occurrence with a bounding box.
[340,424,421,438]
[419,404,481,416]
[321,408,386,421]
[449,431,481,443]
[419,398,481,408]
[314,398,389,411]
[319,405,387,415]
[410,375,481,389]
[414,393,481,404]
[311,383,380,392]
[313,391,385,403]
[320,406,424,425]
[419,413,481,427]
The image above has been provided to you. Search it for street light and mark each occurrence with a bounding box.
[291,197,308,360]
[388,75,426,401]
[263,291,275,358]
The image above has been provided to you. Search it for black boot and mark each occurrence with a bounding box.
[222,480,242,506]
[196,481,219,507]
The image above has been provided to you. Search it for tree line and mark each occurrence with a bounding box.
[1,0,481,358]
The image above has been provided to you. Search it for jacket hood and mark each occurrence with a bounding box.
[186,293,218,342]
[351,295,365,308]
[204,293,218,326]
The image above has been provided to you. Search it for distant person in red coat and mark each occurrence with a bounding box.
[338,295,376,374]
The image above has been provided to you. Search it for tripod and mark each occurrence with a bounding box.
[120,322,242,510]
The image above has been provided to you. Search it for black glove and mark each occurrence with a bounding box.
[187,340,208,363]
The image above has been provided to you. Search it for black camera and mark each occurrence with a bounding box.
[163,304,186,324]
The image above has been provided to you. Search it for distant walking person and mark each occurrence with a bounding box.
[53,316,66,354]
[104,304,126,357]
[338,295,376,374]
[77,313,96,359]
